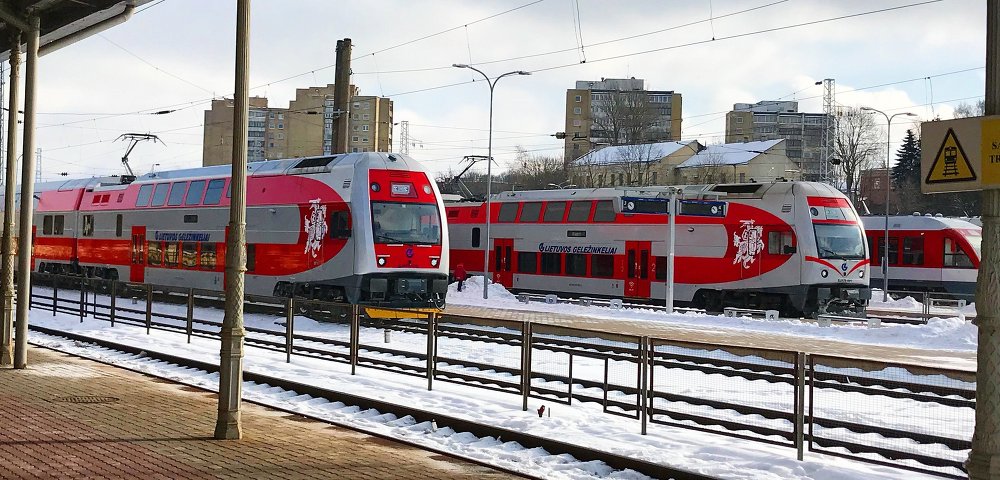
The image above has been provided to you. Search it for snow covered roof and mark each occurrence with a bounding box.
[570,140,700,166]
[676,139,785,169]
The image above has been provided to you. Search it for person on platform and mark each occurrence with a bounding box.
[455,263,467,292]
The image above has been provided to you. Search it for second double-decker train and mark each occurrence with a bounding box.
[9,152,449,309]
[861,215,981,297]
[447,181,870,316]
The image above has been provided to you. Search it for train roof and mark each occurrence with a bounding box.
[455,181,848,204]
[861,215,981,231]
[23,152,424,195]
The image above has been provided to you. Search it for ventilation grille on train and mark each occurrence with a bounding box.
[781,204,792,213]
[389,171,410,178]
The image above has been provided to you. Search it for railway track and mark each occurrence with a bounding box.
[28,324,716,480]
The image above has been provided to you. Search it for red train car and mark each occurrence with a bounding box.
[861,215,980,296]
[447,181,870,316]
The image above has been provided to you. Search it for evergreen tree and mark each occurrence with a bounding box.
[891,129,920,186]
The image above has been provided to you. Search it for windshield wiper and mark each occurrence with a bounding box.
[376,233,407,244]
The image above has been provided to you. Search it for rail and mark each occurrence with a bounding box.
[25,273,975,479]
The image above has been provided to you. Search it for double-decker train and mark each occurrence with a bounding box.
[9,152,449,309]
[861,215,980,296]
[447,181,870,316]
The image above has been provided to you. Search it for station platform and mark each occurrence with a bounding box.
[0,345,516,480]
[444,304,976,369]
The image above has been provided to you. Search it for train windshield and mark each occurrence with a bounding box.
[371,202,441,245]
[814,224,865,259]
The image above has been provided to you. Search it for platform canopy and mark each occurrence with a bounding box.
[0,0,150,60]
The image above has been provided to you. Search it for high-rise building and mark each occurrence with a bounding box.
[563,78,682,164]
[725,100,831,182]
[202,84,393,167]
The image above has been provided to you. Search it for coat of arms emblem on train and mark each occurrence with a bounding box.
[304,199,328,258]
[733,219,764,269]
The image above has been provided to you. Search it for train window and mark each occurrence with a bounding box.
[116,214,123,237]
[330,210,351,239]
[246,244,256,272]
[565,254,587,276]
[471,227,481,248]
[902,237,925,265]
[147,242,163,266]
[877,237,899,266]
[226,182,232,199]
[592,255,614,278]
[498,203,518,222]
[494,246,502,271]
[517,252,537,274]
[519,202,542,222]
[203,179,226,205]
[167,182,188,206]
[944,238,974,268]
[654,257,667,281]
[181,242,198,268]
[567,201,591,222]
[639,250,649,279]
[593,200,615,222]
[164,242,179,267]
[767,231,794,255]
[82,215,94,237]
[542,202,566,222]
[135,184,153,207]
[150,184,169,207]
[185,180,206,205]
[42,215,52,235]
[54,215,64,235]
[200,244,217,270]
[541,253,561,274]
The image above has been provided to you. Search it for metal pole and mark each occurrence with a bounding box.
[968,1,1000,476]
[665,189,676,313]
[12,17,38,370]
[0,30,21,366]
[215,0,250,441]
[483,80,494,300]
[883,115,890,302]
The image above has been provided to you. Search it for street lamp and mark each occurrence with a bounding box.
[453,64,531,300]
[860,107,917,301]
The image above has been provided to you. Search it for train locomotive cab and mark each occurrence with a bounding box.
[351,154,450,309]
[799,191,870,316]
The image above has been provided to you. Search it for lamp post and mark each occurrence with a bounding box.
[453,64,530,300]
[860,107,917,302]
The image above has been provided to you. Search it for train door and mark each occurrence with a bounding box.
[130,226,146,283]
[492,238,514,287]
[625,240,652,299]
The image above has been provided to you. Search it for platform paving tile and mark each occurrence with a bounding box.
[0,346,517,479]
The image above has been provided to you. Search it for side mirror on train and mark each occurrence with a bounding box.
[783,245,797,254]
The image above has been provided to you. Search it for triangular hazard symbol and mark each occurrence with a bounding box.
[926,128,977,183]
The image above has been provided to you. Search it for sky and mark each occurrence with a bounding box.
[27,278,975,479]
[8,0,988,182]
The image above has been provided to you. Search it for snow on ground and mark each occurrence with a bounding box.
[449,277,978,353]
[23,280,970,480]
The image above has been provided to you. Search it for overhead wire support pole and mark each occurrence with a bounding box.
[665,188,677,313]
[13,15,39,370]
[215,0,250,440]
[968,0,1000,477]
[0,29,20,367]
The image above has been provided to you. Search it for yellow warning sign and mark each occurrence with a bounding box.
[925,128,977,184]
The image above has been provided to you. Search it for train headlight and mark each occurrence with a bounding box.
[371,182,381,192]
[430,258,439,267]
[820,269,828,278]
[423,185,432,194]
[859,269,865,278]
[377,257,386,266]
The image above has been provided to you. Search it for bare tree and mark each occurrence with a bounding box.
[954,100,985,118]
[835,108,882,203]
[591,90,663,146]
[503,147,568,190]
[693,151,731,184]
[615,143,664,186]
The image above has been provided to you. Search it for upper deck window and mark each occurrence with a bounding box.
[167,182,189,206]
[593,200,615,222]
[150,184,169,207]
[203,179,225,205]
[567,201,591,222]
[185,180,206,205]
[498,203,518,223]
[519,202,542,222]
[135,184,154,207]
[542,202,566,223]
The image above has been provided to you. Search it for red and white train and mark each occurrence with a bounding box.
[447,181,870,316]
[861,215,980,296]
[13,152,449,309]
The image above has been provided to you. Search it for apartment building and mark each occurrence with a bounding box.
[725,100,832,182]
[202,84,392,166]
[563,78,682,164]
